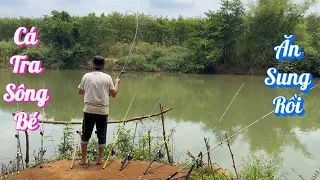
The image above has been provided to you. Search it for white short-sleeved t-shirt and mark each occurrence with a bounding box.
[78,71,115,115]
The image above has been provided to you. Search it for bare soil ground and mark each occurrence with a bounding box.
[5,159,188,180]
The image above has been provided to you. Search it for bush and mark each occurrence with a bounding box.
[21,44,50,68]
[276,48,320,76]
[0,40,21,68]
[156,46,189,72]
[126,54,147,71]
[238,154,281,180]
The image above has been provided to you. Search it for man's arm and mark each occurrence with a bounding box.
[78,89,84,95]
[109,77,120,98]
[78,75,85,95]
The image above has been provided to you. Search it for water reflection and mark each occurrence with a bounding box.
[0,70,319,179]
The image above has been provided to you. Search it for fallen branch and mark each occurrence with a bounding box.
[41,108,172,125]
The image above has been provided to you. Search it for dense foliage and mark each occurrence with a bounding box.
[0,0,319,76]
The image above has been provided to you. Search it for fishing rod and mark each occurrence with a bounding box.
[143,90,200,175]
[119,122,138,171]
[39,82,46,168]
[102,92,137,169]
[172,83,245,179]
[70,130,82,169]
[12,80,24,172]
[119,92,167,171]
[200,83,244,151]
[166,84,320,180]
[14,132,24,172]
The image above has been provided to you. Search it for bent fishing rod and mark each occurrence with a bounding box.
[102,92,137,169]
[119,11,139,78]
[102,12,139,167]
[39,82,46,168]
[109,11,139,96]
[166,84,320,180]
[120,92,167,171]
[143,90,200,175]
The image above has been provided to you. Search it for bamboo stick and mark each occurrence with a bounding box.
[40,108,172,125]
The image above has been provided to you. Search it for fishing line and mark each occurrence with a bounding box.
[136,91,167,141]
[199,83,244,153]
[137,91,167,142]
[174,82,244,179]
[102,92,137,169]
[166,84,320,180]
[143,90,200,175]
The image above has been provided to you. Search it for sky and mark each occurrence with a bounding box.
[0,0,319,18]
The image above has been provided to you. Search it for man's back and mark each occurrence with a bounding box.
[78,71,114,115]
[77,55,120,166]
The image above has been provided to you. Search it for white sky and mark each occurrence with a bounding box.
[0,0,319,18]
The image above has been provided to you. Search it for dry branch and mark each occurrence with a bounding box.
[148,130,151,161]
[41,108,172,125]
[225,133,239,180]
[25,131,29,168]
[204,137,213,173]
[160,104,172,165]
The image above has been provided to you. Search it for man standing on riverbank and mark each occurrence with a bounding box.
[78,55,120,165]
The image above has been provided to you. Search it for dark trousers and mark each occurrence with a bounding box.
[81,112,108,148]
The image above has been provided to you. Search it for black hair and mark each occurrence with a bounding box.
[93,67,103,71]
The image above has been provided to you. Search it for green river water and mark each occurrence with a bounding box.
[0,70,319,179]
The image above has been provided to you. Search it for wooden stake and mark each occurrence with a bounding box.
[160,104,172,165]
[204,137,213,173]
[225,133,239,180]
[25,131,29,168]
[148,130,151,161]
[200,152,203,168]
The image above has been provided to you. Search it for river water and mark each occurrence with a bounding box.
[0,70,319,179]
